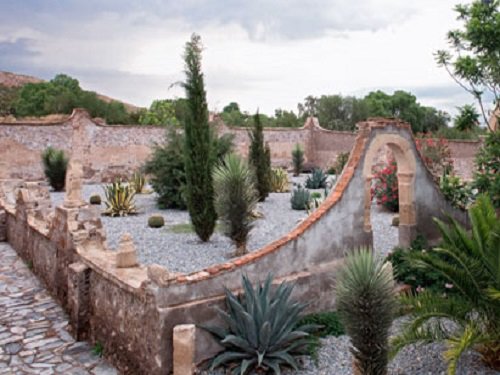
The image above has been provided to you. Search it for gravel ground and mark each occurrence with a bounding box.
[201,316,499,375]
[50,173,398,273]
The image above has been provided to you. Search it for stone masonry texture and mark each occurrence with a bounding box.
[0,242,118,375]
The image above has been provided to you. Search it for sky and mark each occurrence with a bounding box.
[0,0,480,117]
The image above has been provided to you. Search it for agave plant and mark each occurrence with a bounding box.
[102,179,137,217]
[213,154,258,255]
[204,274,319,374]
[391,194,500,374]
[130,171,146,194]
[270,168,290,193]
[41,147,68,191]
[290,184,310,211]
[305,168,327,189]
[336,248,397,375]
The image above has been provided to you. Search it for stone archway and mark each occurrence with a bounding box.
[362,133,417,247]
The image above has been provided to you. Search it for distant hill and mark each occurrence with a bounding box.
[0,71,142,113]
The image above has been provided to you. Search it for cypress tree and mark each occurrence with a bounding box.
[182,34,217,241]
[249,112,271,201]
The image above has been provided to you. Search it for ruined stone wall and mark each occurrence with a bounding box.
[0,109,482,182]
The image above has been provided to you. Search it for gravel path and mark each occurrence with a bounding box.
[50,173,398,273]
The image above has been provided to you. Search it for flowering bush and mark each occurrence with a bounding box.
[371,159,398,212]
[415,135,454,179]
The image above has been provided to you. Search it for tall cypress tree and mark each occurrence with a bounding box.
[182,34,216,241]
[249,112,271,201]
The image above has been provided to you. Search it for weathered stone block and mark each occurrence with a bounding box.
[173,324,196,375]
[116,233,138,268]
[68,262,91,340]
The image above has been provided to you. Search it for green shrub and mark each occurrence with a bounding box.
[473,131,500,208]
[391,195,500,374]
[292,144,304,176]
[371,159,399,212]
[183,34,217,242]
[337,248,397,375]
[103,179,137,217]
[298,311,344,338]
[270,168,290,193]
[41,147,68,191]
[291,184,310,210]
[203,274,319,374]
[213,154,258,256]
[130,171,146,194]
[305,168,327,189]
[330,151,350,175]
[249,113,271,201]
[148,215,165,228]
[144,130,187,209]
[439,173,473,209]
[89,194,101,205]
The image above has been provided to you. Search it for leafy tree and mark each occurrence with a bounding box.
[473,131,500,208]
[0,85,19,116]
[182,34,217,242]
[435,0,499,129]
[249,112,271,201]
[139,99,180,126]
[273,108,301,127]
[454,104,480,131]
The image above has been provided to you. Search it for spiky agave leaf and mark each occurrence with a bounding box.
[102,179,137,217]
[204,273,319,374]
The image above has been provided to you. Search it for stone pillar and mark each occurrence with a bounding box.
[398,172,416,247]
[64,159,85,208]
[68,262,91,340]
[116,233,138,268]
[173,324,196,375]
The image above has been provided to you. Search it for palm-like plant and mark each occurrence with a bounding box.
[336,248,397,375]
[204,274,319,375]
[213,154,258,256]
[292,144,304,177]
[391,194,500,374]
[41,147,68,191]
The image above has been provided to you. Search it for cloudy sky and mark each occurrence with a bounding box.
[0,0,477,117]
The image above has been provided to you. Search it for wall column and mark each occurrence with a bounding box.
[398,172,416,247]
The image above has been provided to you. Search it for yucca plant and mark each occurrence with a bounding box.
[336,248,397,375]
[290,184,310,210]
[204,274,319,374]
[41,147,68,191]
[213,154,258,256]
[102,179,137,217]
[270,168,290,193]
[292,144,304,177]
[130,171,146,194]
[391,194,500,374]
[305,168,327,189]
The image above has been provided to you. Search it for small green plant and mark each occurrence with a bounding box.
[270,168,290,193]
[291,184,310,210]
[292,144,304,176]
[148,215,165,228]
[130,171,146,194]
[41,147,68,191]
[337,248,397,375]
[102,179,137,217]
[92,341,103,357]
[298,311,344,338]
[213,154,258,256]
[249,112,271,202]
[25,260,33,270]
[331,152,350,175]
[305,168,327,189]
[203,274,319,374]
[89,194,101,205]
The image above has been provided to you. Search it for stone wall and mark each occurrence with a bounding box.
[0,109,482,182]
[0,118,471,374]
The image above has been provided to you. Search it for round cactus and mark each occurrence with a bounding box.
[89,194,101,205]
[148,215,165,228]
